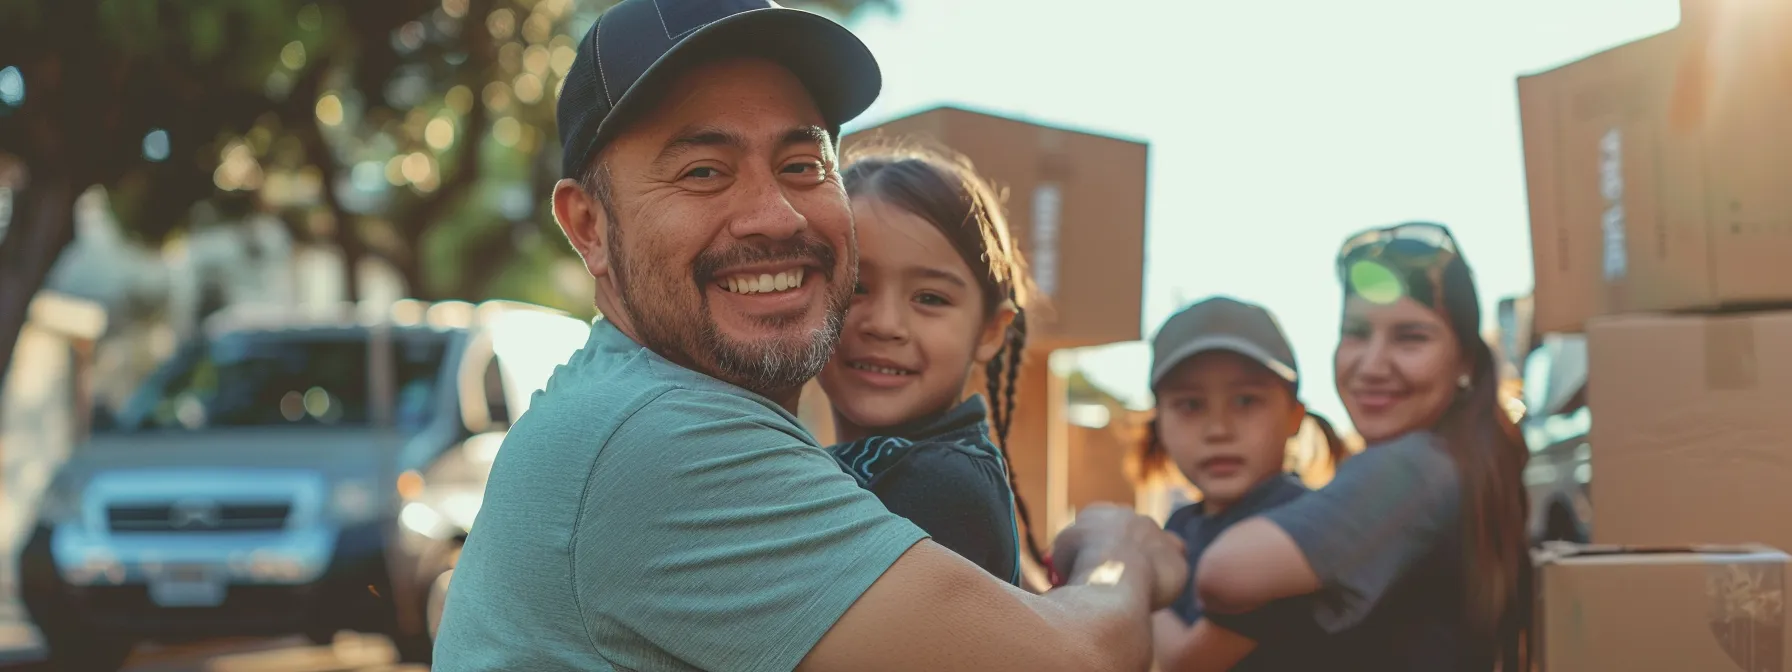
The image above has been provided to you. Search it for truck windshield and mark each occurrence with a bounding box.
[111,329,451,434]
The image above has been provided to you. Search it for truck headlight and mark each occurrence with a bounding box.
[331,479,381,524]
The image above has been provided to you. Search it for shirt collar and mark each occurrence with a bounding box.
[587,318,805,429]
[874,396,990,442]
[1197,472,1306,521]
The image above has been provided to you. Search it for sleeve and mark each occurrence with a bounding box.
[574,388,929,672]
[1161,507,1199,622]
[1204,595,1323,644]
[872,444,1018,582]
[1260,433,1461,633]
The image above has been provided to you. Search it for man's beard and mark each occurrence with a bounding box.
[607,215,853,394]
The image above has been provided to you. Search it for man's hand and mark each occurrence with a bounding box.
[799,505,1186,671]
[1049,503,1187,610]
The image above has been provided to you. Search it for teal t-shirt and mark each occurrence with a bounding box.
[433,319,928,671]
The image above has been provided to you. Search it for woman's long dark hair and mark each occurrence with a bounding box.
[839,143,1048,570]
[1422,252,1533,670]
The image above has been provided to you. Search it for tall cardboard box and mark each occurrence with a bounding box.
[1588,310,1792,552]
[1518,20,1792,334]
[1536,543,1792,671]
[1518,31,1697,335]
[1682,0,1792,32]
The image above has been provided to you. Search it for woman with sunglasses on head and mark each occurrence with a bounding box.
[1193,222,1531,671]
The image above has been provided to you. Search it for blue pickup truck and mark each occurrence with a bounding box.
[17,300,590,670]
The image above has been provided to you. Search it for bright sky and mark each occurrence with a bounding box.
[842,0,1683,430]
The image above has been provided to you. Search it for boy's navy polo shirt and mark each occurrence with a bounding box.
[1165,473,1329,670]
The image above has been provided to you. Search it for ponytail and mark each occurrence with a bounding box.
[1304,409,1350,469]
[1127,393,1347,489]
[1127,418,1171,486]
[986,308,1048,570]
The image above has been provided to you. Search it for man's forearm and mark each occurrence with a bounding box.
[1024,584,1152,671]
[1020,549,1159,671]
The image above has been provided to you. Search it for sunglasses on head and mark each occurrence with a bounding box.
[1335,223,1460,307]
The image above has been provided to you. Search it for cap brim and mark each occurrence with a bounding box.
[1150,336,1299,391]
[593,8,880,155]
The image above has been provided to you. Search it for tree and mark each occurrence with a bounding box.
[0,0,894,410]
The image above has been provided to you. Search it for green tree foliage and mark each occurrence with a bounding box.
[0,0,894,402]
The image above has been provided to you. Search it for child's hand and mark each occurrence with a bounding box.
[1049,503,1188,609]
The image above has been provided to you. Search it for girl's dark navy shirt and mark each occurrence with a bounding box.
[828,396,1023,585]
[1165,473,1333,671]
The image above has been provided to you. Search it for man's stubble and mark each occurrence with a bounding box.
[605,207,855,395]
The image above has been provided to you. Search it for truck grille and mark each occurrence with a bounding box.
[107,502,293,533]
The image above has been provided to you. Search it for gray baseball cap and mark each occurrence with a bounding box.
[1149,296,1299,391]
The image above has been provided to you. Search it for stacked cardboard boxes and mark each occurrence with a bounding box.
[1520,24,1792,334]
[1534,543,1792,670]
[1521,2,1792,667]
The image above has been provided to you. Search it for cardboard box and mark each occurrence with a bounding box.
[1681,0,1792,31]
[1518,23,1792,333]
[1535,543,1792,671]
[1588,310,1792,553]
[843,106,1148,351]
[1518,30,1705,334]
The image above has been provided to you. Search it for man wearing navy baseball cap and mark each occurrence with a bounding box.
[433,2,1187,670]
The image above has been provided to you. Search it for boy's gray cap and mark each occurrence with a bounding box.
[1149,296,1299,391]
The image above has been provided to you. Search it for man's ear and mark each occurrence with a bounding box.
[552,178,610,279]
[973,300,1019,365]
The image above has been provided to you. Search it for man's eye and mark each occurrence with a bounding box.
[683,166,720,179]
[782,162,825,179]
[853,283,869,295]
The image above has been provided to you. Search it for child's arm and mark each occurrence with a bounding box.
[1152,612,1257,672]
[1197,435,1458,630]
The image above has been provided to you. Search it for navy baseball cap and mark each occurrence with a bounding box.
[557,0,882,179]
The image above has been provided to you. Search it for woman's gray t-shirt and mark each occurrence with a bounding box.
[1222,431,1496,670]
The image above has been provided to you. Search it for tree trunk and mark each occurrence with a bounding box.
[0,171,81,415]
[296,120,364,304]
[332,206,364,304]
[450,223,516,300]
[393,251,431,302]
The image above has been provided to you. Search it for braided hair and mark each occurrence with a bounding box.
[983,302,1048,568]
[841,142,1048,570]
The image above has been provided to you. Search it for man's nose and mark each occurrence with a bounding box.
[727,171,808,241]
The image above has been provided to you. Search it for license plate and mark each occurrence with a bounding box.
[149,566,226,608]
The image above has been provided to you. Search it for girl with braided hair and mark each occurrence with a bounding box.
[818,144,1043,586]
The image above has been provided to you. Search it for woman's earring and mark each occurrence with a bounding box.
[1457,374,1471,389]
